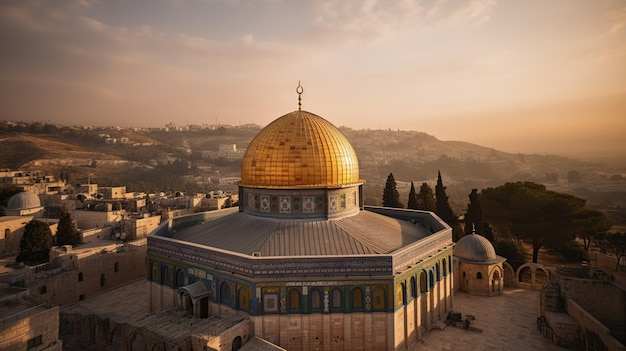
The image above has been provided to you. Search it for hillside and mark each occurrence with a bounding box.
[1,121,624,219]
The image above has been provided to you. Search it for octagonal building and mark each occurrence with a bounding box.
[147,102,454,351]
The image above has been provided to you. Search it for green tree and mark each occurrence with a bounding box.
[463,189,495,242]
[56,211,80,246]
[572,209,609,252]
[416,182,436,212]
[464,189,484,235]
[435,171,463,241]
[382,173,403,208]
[407,182,419,210]
[481,181,588,263]
[494,239,527,264]
[17,220,53,264]
[597,232,626,271]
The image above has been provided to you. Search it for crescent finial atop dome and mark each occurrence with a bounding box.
[296,81,303,111]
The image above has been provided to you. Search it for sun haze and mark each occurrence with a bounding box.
[0,0,624,160]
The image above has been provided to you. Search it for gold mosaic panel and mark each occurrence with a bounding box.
[240,110,362,188]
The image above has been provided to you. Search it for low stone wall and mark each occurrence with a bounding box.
[566,298,626,351]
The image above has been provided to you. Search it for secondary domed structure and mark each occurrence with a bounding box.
[454,232,506,296]
[147,86,455,350]
[5,191,44,217]
[455,233,498,263]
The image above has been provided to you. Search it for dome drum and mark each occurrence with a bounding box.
[240,185,361,219]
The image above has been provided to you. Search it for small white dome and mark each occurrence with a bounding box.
[6,192,41,210]
[454,233,497,262]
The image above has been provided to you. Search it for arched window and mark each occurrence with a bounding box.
[239,287,250,310]
[442,258,447,276]
[372,286,386,311]
[477,272,483,279]
[220,282,232,305]
[310,289,322,312]
[151,262,158,282]
[175,269,185,288]
[429,271,434,289]
[160,265,170,286]
[419,271,427,293]
[436,263,440,281]
[288,289,300,312]
[331,288,342,310]
[396,283,407,306]
[352,287,363,309]
[410,276,417,298]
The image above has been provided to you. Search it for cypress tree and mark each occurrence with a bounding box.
[435,171,463,241]
[56,211,80,246]
[407,182,419,210]
[18,220,53,264]
[417,182,436,212]
[464,189,484,235]
[382,173,403,208]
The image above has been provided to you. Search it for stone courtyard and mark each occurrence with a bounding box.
[416,288,564,351]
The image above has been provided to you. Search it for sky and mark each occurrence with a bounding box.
[1,0,625,160]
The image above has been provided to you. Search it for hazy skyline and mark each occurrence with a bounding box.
[1,0,625,160]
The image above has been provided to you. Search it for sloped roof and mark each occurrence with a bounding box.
[172,210,431,257]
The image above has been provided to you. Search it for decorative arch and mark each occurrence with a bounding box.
[372,286,386,311]
[436,263,441,281]
[288,288,300,312]
[419,271,427,293]
[331,288,342,311]
[310,288,322,312]
[352,287,364,310]
[410,276,417,298]
[160,264,170,286]
[238,286,251,311]
[175,269,186,288]
[442,258,447,276]
[220,281,233,306]
[429,270,434,289]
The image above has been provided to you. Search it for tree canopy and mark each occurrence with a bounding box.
[435,171,463,241]
[18,220,53,264]
[382,173,403,208]
[417,182,436,212]
[597,232,626,271]
[407,182,419,210]
[464,188,495,242]
[481,181,588,263]
[56,211,81,246]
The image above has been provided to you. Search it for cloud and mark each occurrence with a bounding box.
[311,0,496,44]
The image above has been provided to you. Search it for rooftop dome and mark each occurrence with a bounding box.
[7,191,41,210]
[239,110,362,189]
[454,233,498,263]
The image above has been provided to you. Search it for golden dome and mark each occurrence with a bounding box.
[240,110,362,188]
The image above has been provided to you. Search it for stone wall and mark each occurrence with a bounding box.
[0,305,62,351]
[13,242,146,306]
[565,298,626,351]
[552,273,626,343]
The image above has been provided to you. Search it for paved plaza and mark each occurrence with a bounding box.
[416,288,564,351]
